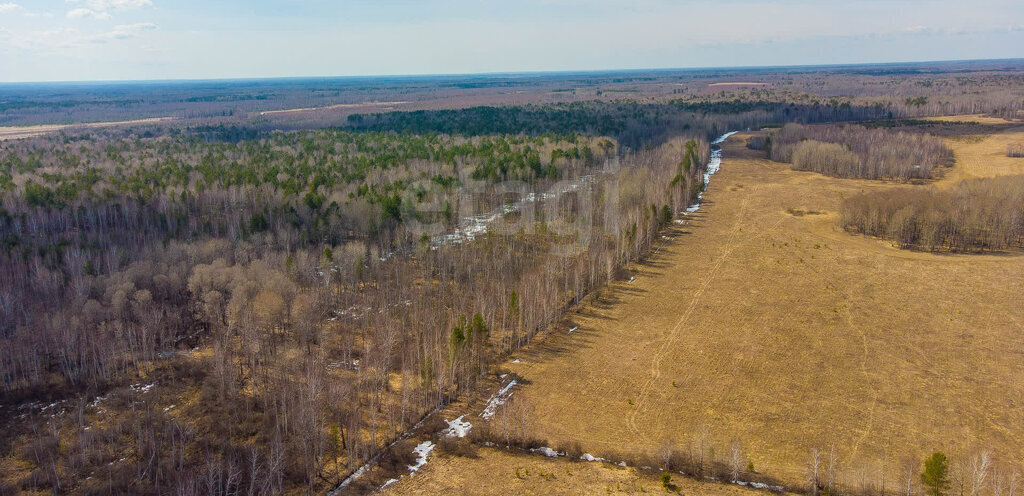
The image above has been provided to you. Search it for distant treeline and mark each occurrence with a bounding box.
[347,100,892,149]
[1009,144,1024,158]
[764,124,952,180]
[840,175,1024,252]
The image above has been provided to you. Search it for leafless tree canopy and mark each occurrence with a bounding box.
[840,175,1024,252]
[770,123,953,181]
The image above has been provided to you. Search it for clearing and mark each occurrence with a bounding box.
[399,121,1024,492]
[0,117,173,141]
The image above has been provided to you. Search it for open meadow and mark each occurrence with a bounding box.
[392,122,1024,494]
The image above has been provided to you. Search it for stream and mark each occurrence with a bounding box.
[329,131,738,494]
[436,131,737,246]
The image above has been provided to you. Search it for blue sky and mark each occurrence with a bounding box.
[0,0,1022,82]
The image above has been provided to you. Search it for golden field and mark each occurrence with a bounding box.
[384,447,787,495]
[394,122,1024,494]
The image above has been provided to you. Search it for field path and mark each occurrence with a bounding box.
[626,191,753,436]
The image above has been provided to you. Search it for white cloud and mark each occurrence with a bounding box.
[0,3,22,13]
[67,8,111,19]
[67,0,152,12]
[65,0,150,20]
[87,22,156,42]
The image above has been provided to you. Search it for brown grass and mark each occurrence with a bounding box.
[382,447,784,495]
[939,125,1024,185]
[921,114,1019,125]
[0,117,173,141]
[399,124,1024,492]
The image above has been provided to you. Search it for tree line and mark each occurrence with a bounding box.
[840,175,1024,252]
[764,123,953,181]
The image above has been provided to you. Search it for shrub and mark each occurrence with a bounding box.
[661,472,673,490]
[921,452,950,496]
[437,436,478,458]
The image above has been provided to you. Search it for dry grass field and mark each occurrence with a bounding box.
[0,117,173,141]
[382,447,785,496]
[397,122,1024,493]
[940,125,1024,185]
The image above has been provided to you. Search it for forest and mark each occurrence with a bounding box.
[0,102,713,493]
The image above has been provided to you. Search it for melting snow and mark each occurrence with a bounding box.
[443,415,472,438]
[512,359,521,363]
[580,453,605,462]
[568,326,578,333]
[735,480,784,491]
[382,478,399,488]
[332,463,371,492]
[130,383,155,394]
[686,131,738,213]
[433,175,601,247]
[408,441,435,472]
[480,380,518,419]
[531,447,561,457]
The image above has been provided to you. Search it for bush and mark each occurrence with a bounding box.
[437,436,478,458]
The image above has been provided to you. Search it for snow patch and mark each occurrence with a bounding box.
[443,415,472,438]
[580,453,606,462]
[382,478,399,488]
[333,463,371,491]
[480,380,518,419]
[130,383,155,394]
[531,446,561,457]
[734,480,785,491]
[686,131,738,213]
[568,326,578,333]
[408,441,435,472]
[512,359,521,363]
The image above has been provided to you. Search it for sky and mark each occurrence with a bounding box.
[0,0,1022,82]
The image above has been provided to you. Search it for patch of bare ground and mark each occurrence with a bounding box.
[0,117,173,141]
[400,124,1024,492]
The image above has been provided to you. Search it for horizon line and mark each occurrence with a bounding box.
[2,57,1023,86]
